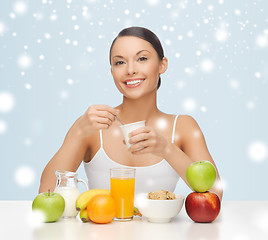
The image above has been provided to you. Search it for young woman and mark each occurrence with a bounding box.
[39,27,223,200]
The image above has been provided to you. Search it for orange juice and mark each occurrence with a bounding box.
[110,177,135,219]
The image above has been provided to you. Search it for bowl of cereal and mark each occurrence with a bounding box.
[135,190,185,223]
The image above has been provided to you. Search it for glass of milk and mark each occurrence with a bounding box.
[54,170,88,218]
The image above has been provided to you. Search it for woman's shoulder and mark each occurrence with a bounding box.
[177,114,198,124]
[161,113,198,125]
[176,114,204,141]
[176,114,201,130]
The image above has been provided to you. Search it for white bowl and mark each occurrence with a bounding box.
[135,193,185,223]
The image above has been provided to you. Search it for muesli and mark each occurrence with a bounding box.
[148,190,176,200]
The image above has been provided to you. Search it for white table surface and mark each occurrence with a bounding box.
[0,201,267,240]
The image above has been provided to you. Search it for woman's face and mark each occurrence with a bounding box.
[110,36,167,99]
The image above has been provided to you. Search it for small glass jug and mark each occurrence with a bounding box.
[54,170,88,218]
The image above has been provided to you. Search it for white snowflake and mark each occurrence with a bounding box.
[87,46,94,53]
[248,141,267,162]
[44,33,51,39]
[9,13,16,19]
[59,90,69,99]
[215,28,229,42]
[0,92,15,113]
[255,33,268,48]
[0,120,7,134]
[25,83,32,90]
[175,80,185,90]
[255,72,261,78]
[135,13,141,18]
[24,138,32,146]
[208,5,214,11]
[234,9,241,16]
[28,210,45,228]
[67,78,74,85]
[65,65,71,70]
[14,166,35,187]
[0,21,6,36]
[246,100,255,110]
[196,50,201,56]
[18,54,32,69]
[146,0,161,6]
[13,1,28,15]
[185,67,195,76]
[156,118,168,130]
[187,30,194,38]
[229,79,240,89]
[175,52,180,58]
[200,59,214,73]
[85,0,99,3]
[166,3,172,8]
[200,106,207,112]
[50,14,58,21]
[182,98,197,112]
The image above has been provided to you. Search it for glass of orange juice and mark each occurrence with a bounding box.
[110,168,136,221]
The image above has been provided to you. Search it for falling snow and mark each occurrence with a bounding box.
[248,141,267,162]
[0,0,267,201]
[0,120,7,134]
[14,166,35,187]
[0,92,15,113]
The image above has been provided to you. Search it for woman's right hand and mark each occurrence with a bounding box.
[75,105,119,139]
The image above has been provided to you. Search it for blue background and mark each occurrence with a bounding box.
[0,0,267,200]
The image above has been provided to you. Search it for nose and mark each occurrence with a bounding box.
[126,62,136,76]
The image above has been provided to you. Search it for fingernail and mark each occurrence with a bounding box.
[115,110,120,115]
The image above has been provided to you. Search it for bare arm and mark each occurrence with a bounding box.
[128,115,223,201]
[164,115,223,200]
[38,105,119,193]
[39,122,88,193]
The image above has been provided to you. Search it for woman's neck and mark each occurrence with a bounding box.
[118,92,160,123]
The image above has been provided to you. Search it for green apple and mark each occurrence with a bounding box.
[32,190,65,223]
[186,161,217,193]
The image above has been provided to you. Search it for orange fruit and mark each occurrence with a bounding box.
[87,194,116,224]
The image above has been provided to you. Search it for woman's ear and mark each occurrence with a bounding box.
[159,57,168,74]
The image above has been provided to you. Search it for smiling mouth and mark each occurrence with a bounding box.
[124,79,145,87]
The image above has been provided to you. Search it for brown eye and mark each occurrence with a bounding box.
[138,57,147,62]
[115,61,125,65]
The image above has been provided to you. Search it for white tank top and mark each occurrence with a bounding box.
[84,115,180,194]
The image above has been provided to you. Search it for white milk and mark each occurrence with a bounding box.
[54,187,81,218]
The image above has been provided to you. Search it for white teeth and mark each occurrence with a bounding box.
[126,80,143,85]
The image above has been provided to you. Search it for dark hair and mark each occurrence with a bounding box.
[109,27,165,89]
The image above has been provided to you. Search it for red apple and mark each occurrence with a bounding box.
[185,191,221,223]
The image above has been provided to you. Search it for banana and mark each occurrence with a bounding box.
[79,208,90,222]
[76,189,110,211]
[134,206,142,217]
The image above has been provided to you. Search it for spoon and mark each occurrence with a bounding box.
[115,115,124,126]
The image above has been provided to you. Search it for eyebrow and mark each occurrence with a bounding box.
[112,50,151,59]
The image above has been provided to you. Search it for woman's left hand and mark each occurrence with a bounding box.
[128,126,168,157]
